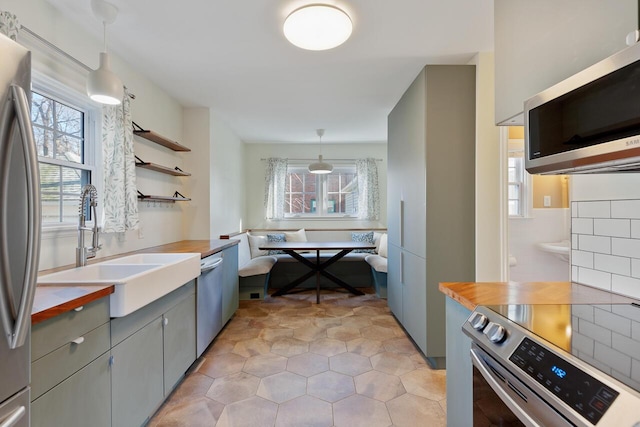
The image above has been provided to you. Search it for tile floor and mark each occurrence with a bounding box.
[149,290,447,427]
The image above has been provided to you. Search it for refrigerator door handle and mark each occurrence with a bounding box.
[0,405,26,427]
[0,84,41,349]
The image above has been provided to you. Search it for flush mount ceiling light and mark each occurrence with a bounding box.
[308,129,333,174]
[283,4,352,51]
[86,0,124,105]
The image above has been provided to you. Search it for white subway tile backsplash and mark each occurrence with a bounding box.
[572,218,593,235]
[594,254,631,276]
[632,359,640,383]
[577,201,610,218]
[578,235,611,254]
[613,368,640,390]
[578,318,612,345]
[632,220,640,239]
[611,238,640,258]
[593,219,631,238]
[577,352,612,375]
[611,200,640,219]
[572,305,595,323]
[594,307,632,336]
[594,342,631,376]
[572,250,594,268]
[577,267,611,291]
[633,321,640,342]
[632,259,640,279]
[612,275,640,300]
[571,332,594,356]
[571,198,640,300]
[612,333,640,358]
[612,304,640,323]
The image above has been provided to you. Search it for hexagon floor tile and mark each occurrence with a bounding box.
[148,290,448,427]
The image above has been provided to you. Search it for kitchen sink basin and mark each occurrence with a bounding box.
[38,252,201,317]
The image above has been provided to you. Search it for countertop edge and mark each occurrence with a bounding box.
[32,285,114,325]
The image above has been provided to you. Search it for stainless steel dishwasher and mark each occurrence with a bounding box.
[197,253,224,357]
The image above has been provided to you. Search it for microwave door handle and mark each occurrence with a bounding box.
[470,349,543,427]
[7,85,40,349]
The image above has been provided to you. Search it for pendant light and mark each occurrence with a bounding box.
[283,4,352,51]
[308,129,333,174]
[86,0,123,105]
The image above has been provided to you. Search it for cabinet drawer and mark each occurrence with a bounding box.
[31,352,111,427]
[32,296,109,361]
[31,322,110,400]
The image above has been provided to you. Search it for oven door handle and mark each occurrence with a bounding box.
[470,348,543,427]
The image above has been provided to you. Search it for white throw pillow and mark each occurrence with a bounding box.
[247,234,268,258]
[373,232,383,252]
[284,228,307,242]
[378,233,388,258]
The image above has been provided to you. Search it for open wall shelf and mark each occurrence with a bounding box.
[135,156,191,176]
[137,191,191,203]
[132,122,191,152]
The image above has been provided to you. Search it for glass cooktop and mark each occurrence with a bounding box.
[485,303,640,394]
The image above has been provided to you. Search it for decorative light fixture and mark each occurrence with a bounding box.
[283,4,353,51]
[308,129,333,174]
[86,0,123,105]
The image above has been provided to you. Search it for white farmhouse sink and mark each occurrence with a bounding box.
[38,252,201,317]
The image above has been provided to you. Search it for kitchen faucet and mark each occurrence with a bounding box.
[76,184,101,267]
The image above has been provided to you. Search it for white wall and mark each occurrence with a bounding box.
[4,0,192,270]
[509,209,571,282]
[210,112,245,237]
[470,52,504,281]
[571,174,640,300]
[243,142,387,231]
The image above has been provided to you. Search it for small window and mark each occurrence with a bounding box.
[31,90,94,225]
[284,165,358,217]
[508,156,524,216]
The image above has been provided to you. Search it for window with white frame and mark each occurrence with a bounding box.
[31,89,96,225]
[284,164,359,217]
[508,156,524,216]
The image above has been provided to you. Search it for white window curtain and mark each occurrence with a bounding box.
[102,89,139,232]
[356,158,380,220]
[0,10,20,40]
[264,157,288,220]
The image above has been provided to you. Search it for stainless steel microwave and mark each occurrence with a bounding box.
[525,41,640,174]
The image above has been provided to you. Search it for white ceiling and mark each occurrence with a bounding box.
[46,0,494,143]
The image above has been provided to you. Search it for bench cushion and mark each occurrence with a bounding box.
[365,254,387,273]
[238,256,278,277]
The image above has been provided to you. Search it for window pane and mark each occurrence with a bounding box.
[31,92,53,126]
[34,127,55,158]
[508,168,517,182]
[508,184,520,199]
[39,163,90,223]
[55,102,83,137]
[508,200,519,216]
[56,135,83,164]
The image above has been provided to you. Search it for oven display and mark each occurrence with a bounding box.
[509,338,619,425]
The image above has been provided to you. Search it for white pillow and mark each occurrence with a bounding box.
[247,234,268,258]
[284,228,307,242]
[378,233,388,258]
[373,232,383,252]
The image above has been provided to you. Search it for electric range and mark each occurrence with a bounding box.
[463,302,640,426]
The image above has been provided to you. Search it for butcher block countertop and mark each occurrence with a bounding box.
[33,239,238,324]
[439,281,638,311]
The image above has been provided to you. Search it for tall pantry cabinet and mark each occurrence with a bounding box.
[387,65,476,368]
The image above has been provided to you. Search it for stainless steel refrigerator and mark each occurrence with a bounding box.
[0,33,41,427]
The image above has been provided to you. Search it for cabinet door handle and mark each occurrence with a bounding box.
[71,337,85,345]
[163,318,169,326]
[0,405,26,427]
[74,306,84,312]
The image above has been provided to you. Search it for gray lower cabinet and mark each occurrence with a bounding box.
[111,281,196,427]
[111,317,164,427]
[163,294,197,395]
[30,298,111,427]
[221,244,239,325]
[31,352,111,427]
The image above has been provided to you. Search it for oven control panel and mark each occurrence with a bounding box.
[509,337,619,425]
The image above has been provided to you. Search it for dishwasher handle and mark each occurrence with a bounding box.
[201,257,223,272]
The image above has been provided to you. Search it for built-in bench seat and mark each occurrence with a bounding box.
[222,228,387,300]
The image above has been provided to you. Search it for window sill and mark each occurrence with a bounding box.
[281,216,361,221]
